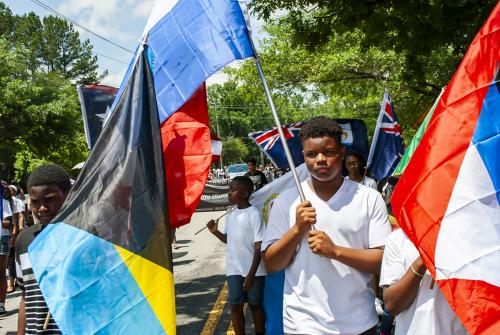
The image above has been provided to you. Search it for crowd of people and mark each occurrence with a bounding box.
[206,116,468,335]
[209,163,288,184]
[1,116,468,335]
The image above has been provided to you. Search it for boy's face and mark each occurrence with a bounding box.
[228,181,248,205]
[302,136,345,183]
[247,161,256,173]
[29,184,68,225]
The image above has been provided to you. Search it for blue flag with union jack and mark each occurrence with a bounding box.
[367,91,405,180]
[249,119,369,168]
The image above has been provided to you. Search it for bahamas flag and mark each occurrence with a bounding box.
[391,3,500,334]
[28,1,255,334]
[29,50,175,334]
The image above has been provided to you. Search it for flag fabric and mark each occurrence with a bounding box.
[392,89,444,175]
[211,133,222,163]
[249,122,304,168]
[249,119,369,168]
[77,85,118,149]
[112,0,255,125]
[391,4,500,334]
[367,92,405,180]
[161,83,212,228]
[28,1,256,332]
[29,50,176,334]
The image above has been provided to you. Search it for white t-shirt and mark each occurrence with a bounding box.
[12,197,25,214]
[380,229,468,335]
[347,176,378,190]
[224,206,266,277]
[262,178,391,334]
[1,199,13,236]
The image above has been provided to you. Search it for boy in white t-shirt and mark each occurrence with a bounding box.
[262,116,391,335]
[380,228,468,335]
[207,176,266,335]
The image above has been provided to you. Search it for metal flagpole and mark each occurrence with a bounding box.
[239,0,305,201]
[253,58,306,202]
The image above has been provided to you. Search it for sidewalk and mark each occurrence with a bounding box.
[0,289,21,334]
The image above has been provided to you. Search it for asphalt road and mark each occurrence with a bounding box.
[0,210,248,335]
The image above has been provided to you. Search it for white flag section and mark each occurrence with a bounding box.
[250,163,310,212]
[435,143,500,287]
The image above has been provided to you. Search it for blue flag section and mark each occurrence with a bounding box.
[249,119,369,168]
[28,50,176,335]
[367,92,405,180]
[113,0,255,125]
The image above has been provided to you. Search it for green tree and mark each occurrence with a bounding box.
[250,0,497,97]
[13,13,103,84]
[221,137,249,165]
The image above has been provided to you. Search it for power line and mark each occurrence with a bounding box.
[28,0,134,54]
[94,52,129,65]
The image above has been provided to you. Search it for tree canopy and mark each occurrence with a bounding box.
[208,2,496,163]
[0,2,105,182]
[250,0,497,96]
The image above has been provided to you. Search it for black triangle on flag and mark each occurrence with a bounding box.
[54,48,172,269]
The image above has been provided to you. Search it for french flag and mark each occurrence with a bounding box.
[391,4,500,334]
[113,0,255,228]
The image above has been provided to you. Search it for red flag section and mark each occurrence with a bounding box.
[391,4,500,334]
[161,83,211,228]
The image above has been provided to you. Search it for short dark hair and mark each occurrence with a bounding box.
[246,157,257,165]
[298,116,343,146]
[232,176,254,195]
[27,164,71,193]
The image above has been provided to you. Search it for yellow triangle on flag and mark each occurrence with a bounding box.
[116,245,176,335]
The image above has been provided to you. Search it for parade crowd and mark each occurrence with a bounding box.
[1,117,469,334]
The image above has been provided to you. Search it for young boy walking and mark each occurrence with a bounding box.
[262,116,391,334]
[16,164,71,334]
[207,176,266,335]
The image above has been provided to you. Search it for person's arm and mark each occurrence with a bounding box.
[383,256,427,316]
[207,219,227,244]
[263,201,316,272]
[308,230,384,273]
[18,293,26,335]
[243,241,262,290]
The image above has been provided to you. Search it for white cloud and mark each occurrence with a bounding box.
[57,0,155,44]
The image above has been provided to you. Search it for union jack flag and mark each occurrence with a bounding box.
[367,91,405,180]
[249,122,304,168]
[253,122,304,151]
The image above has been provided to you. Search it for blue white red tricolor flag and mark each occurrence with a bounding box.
[367,91,405,180]
[391,3,500,334]
[249,119,369,168]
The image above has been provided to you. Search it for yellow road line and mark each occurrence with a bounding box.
[200,281,229,335]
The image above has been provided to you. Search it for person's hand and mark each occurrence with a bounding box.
[207,219,218,233]
[295,201,316,233]
[243,273,255,291]
[308,230,337,259]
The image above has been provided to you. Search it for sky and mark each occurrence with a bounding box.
[4,0,265,87]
